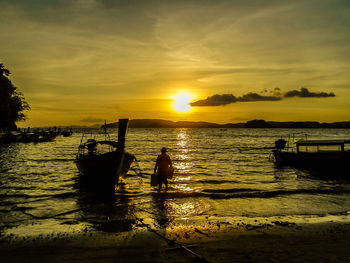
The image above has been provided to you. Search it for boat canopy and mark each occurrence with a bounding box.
[296,140,350,146]
[295,139,350,153]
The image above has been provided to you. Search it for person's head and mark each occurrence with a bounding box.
[161,147,167,154]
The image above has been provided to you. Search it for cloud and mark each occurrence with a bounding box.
[80,116,104,123]
[190,94,237,106]
[238,93,281,102]
[190,93,281,106]
[191,88,336,106]
[284,87,335,98]
[262,87,282,96]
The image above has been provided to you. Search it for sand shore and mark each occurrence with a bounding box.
[1,220,350,263]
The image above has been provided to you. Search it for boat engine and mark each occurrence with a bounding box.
[275,139,287,150]
[86,139,97,154]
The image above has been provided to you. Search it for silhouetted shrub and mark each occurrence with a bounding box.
[0,63,30,130]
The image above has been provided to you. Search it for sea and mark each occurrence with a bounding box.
[1,128,350,238]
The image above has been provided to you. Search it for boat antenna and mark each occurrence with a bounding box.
[104,120,107,140]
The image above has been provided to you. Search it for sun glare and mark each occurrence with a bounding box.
[173,93,192,113]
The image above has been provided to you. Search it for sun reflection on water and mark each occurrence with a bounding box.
[174,184,193,192]
[171,202,195,220]
[174,129,192,171]
[177,130,188,148]
[173,129,194,192]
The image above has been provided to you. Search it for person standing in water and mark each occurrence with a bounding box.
[154,147,173,191]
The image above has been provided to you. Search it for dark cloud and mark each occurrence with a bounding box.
[191,88,336,107]
[238,93,281,102]
[190,94,237,106]
[284,88,335,98]
[190,93,281,106]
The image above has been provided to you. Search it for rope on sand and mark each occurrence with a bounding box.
[130,210,210,263]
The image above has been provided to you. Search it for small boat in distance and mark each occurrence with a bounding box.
[0,129,59,144]
[62,129,73,137]
[75,119,135,189]
[273,139,350,175]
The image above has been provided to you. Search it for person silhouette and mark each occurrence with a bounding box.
[154,147,173,191]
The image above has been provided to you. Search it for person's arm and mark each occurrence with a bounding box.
[168,155,173,168]
[154,156,159,173]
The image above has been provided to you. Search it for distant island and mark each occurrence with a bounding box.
[103,119,350,129]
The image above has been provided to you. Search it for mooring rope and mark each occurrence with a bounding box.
[130,208,210,263]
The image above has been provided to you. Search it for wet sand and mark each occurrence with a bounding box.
[2,220,350,263]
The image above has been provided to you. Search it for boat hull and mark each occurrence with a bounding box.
[273,150,350,175]
[75,150,135,189]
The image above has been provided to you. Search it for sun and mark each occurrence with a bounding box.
[173,93,192,113]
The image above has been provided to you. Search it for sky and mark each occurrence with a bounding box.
[1,0,349,126]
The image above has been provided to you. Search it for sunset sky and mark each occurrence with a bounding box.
[1,0,349,127]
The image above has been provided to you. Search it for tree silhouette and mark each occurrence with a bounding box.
[0,63,30,130]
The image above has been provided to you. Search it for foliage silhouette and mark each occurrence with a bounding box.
[0,63,30,130]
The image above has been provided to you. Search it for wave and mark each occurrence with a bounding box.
[202,188,258,193]
[137,188,350,200]
[24,158,74,162]
[201,188,350,199]
[52,192,77,199]
[129,187,350,200]
[146,191,203,198]
[196,179,241,184]
[0,192,76,199]
[0,183,36,189]
[0,193,46,199]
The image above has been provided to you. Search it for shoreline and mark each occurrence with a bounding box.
[2,220,350,262]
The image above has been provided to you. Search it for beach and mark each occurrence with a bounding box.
[2,219,350,263]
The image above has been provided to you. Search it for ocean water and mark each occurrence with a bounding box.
[1,128,350,238]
